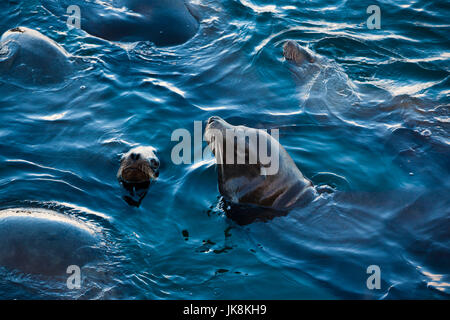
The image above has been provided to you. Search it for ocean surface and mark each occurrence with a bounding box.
[0,0,449,299]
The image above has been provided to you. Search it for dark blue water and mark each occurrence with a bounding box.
[0,0,449,299]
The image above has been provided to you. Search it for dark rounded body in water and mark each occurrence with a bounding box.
[0,208,101,276]
[0,27,71,84]
[41,0,200,46]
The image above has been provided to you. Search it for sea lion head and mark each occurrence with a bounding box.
[204,116,239,158]
[283,40,315,65]
[204,116,275,171]
[117,146,160,207]
[205,116,315,211]
[118,146,159,183]
[205,116,286,206]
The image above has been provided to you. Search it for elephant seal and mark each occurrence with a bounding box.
[283,40,315,66]
[117,146,160,207]
[0,27,72,84]
[204,116,315,211]
[0,208,101,276]
[41,0,200,46]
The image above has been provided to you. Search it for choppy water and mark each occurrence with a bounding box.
[0,0,449,299]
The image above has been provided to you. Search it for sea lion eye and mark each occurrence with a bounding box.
[150,158,160,169]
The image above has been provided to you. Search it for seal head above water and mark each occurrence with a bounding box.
[117,146,160,207]
[204,116,315,211]
[41,0,200,46]
[283,40,315,66]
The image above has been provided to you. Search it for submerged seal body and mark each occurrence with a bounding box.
[0,208,101,276]
[282,40,360,115]
[204,116,315,210]
[117,146,160,207]
[42,0,200,46]
[0,27,72,84]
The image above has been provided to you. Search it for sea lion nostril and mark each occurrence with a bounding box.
[207,116,221,125]
[130,153,140,160]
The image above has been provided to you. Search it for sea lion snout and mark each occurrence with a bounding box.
[205,116,236,132]
[206,116,225,127]
[204,116,230,149]
[283,40,298,58]
[283,40,315,65]
[129,152,140,161]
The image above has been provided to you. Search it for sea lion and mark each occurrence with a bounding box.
[117,146,160,207]
[0,208,101,276]
[204,116,315,211]
[0,27,72,84]
[282,40,361,116]
[41,0,200,46]
[283,40,315,66]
